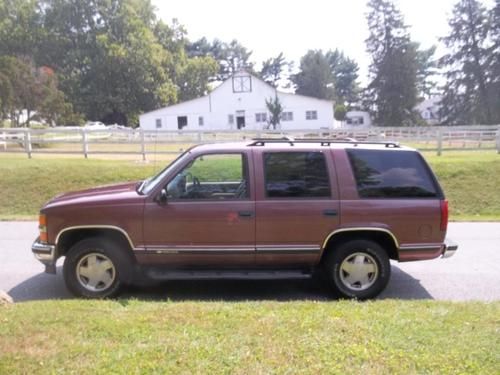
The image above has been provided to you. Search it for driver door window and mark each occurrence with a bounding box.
[166,153,249,200]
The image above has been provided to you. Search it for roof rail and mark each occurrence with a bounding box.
[247,137,400,148]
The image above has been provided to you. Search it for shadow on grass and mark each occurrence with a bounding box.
[8,265,433,302]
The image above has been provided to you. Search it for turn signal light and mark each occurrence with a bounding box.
[39,214,48,243]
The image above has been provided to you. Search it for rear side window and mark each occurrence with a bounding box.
[264,152,331,198]
[347,149,438,198]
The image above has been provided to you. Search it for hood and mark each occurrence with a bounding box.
[43,181,143,209]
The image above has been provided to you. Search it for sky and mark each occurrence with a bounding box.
[152,0,494,85]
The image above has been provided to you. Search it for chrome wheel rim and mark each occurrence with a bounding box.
[76,252,116,292]
[339,252,379,291]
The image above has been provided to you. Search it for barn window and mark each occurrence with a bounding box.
[232,75,252,93]
[198,116,204,126]
[177,116,188,129]
[255,113,267,123]
[306,110,318,120]
[281,111,293,121]
[228,114,234,124]
[155,119,162,128]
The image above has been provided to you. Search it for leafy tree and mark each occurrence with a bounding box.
[365,0,420,126]
[0,56,78,126]
[326,49,360,106]
[265,95,283,130]
[440,0,499,124]
[176,56,219,102]
[334,104,347,122]
[259,52,292,88]
[0,0,44,57]
[291,50,335,100]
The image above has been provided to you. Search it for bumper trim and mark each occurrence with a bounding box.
[32,238,57,274]
[442,238,458,258]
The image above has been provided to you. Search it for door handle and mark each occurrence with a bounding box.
[323,209,338,217]
[238,210,254,218]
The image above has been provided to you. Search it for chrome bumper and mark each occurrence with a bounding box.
[442,238,458,258]
[32,238,57,274]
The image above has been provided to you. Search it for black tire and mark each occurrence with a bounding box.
[324,239,390,300]
[63,237,133,298]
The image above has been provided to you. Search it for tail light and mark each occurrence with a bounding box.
[39,214,48,243]
[440,200,448,232]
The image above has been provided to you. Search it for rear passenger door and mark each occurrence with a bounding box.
[253,149,340,267]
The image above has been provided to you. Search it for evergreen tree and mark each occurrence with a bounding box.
[365,0,420,126]
[291,50,335,100]
[439,0,498,124]
[259,52,292,88]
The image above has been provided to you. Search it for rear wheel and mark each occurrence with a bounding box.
[63,237,132,298]
[324,239,390,300]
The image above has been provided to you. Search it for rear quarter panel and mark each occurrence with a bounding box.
[332,148,446,261]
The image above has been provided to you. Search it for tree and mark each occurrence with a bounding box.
[0,56,78,126]
[291,50,335,100]
[188,38,254,81]
[365,0,420,126]
[415,45,438,99]
[490,0,500,122]
[175,56,219,102]
[440,0,499,124]
[265,95,283,130]
[259,52,292,88]
[334,104,347,122]
[326,49,360,106]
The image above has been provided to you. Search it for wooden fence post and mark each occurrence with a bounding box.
[437,128,443,156]
[24,129,32,159]
[82,128,88,158]
[496,128,500,154]
[140,129,146,161]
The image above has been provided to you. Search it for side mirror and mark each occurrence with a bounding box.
[156,188,168,205]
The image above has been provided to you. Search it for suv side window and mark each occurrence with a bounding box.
[263,152,331,198]
[347,149,438,198]
[166,153,249,200]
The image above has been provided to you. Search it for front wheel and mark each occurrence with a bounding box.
[63,237,130,298]
[324,240,391,300]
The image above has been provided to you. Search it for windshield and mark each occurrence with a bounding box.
[140,148,194,195]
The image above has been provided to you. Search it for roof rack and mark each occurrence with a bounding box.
[248,137,400,148]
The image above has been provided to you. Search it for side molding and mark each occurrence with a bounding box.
[55,225,136,250]
[321,227,400,250]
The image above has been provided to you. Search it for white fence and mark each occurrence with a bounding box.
[0,125,499,159]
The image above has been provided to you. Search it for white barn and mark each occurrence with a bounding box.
[139,71,335,131]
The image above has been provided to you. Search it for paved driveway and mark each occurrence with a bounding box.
[0,222,499,301]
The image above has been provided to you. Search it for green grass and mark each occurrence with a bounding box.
[424,151,500,220]
[0,300,498,374]
[0,150,499,220]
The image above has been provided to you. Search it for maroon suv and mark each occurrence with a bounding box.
[32,139,457,299]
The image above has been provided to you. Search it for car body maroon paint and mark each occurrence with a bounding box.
[32,139,458,299]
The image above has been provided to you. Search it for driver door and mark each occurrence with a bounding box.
[143,152,256,267]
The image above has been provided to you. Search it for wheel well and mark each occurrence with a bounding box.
[321,230,399,261]
[56,228,136,260]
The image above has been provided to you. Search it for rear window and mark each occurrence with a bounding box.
[346,149,438,198]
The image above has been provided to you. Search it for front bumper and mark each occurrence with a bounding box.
[32,237,57,274]
[442,238,458,258]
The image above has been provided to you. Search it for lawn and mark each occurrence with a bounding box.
[0,150,499,220]
[0,300,498,374]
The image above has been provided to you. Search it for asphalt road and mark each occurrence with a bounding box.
[0,222,499,302]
